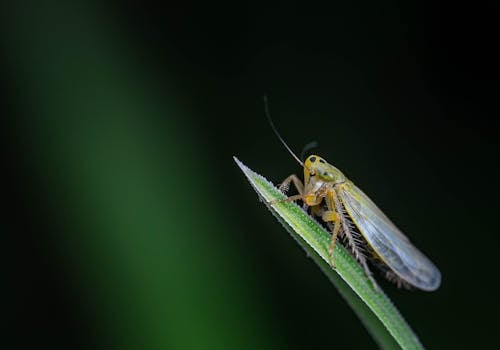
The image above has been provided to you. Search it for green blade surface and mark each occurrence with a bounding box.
[235,157,424,350]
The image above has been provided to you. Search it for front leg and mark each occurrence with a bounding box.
[270,174,305,205]
[278,174,304,195]
[272,175,322,211]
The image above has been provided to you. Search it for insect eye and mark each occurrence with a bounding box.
[319,159,325,164]
[309,156,316,163]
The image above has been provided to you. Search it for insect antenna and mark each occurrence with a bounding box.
[263,96,304,167]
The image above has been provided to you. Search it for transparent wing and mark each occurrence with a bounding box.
[338,181,441,291]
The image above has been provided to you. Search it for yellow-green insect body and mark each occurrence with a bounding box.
[264,98,441,291]
[279,153,441,291]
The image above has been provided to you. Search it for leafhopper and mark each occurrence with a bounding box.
[266,100,441,291]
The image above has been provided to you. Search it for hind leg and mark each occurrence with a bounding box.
[322,189,342,268]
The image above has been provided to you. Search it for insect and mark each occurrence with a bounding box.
[265,98,441,291]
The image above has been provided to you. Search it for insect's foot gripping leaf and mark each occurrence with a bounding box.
[328,235,339,269]
[329,255,337,269]
[278,182,290,193]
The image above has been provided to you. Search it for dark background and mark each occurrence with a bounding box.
[3,1,498,349]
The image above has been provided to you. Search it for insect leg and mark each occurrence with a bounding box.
[340,224,380,292]
[278,174,304,195]
[331,187,379,291]
[270,174,305,205]
[323,189,341,268]
[323,189,380,290]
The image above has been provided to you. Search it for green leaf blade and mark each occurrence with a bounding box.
[234,157,424,350]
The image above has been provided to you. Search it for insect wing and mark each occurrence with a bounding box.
[339,182,441,291]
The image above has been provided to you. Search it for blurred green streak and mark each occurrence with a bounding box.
[2,2,281,349]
